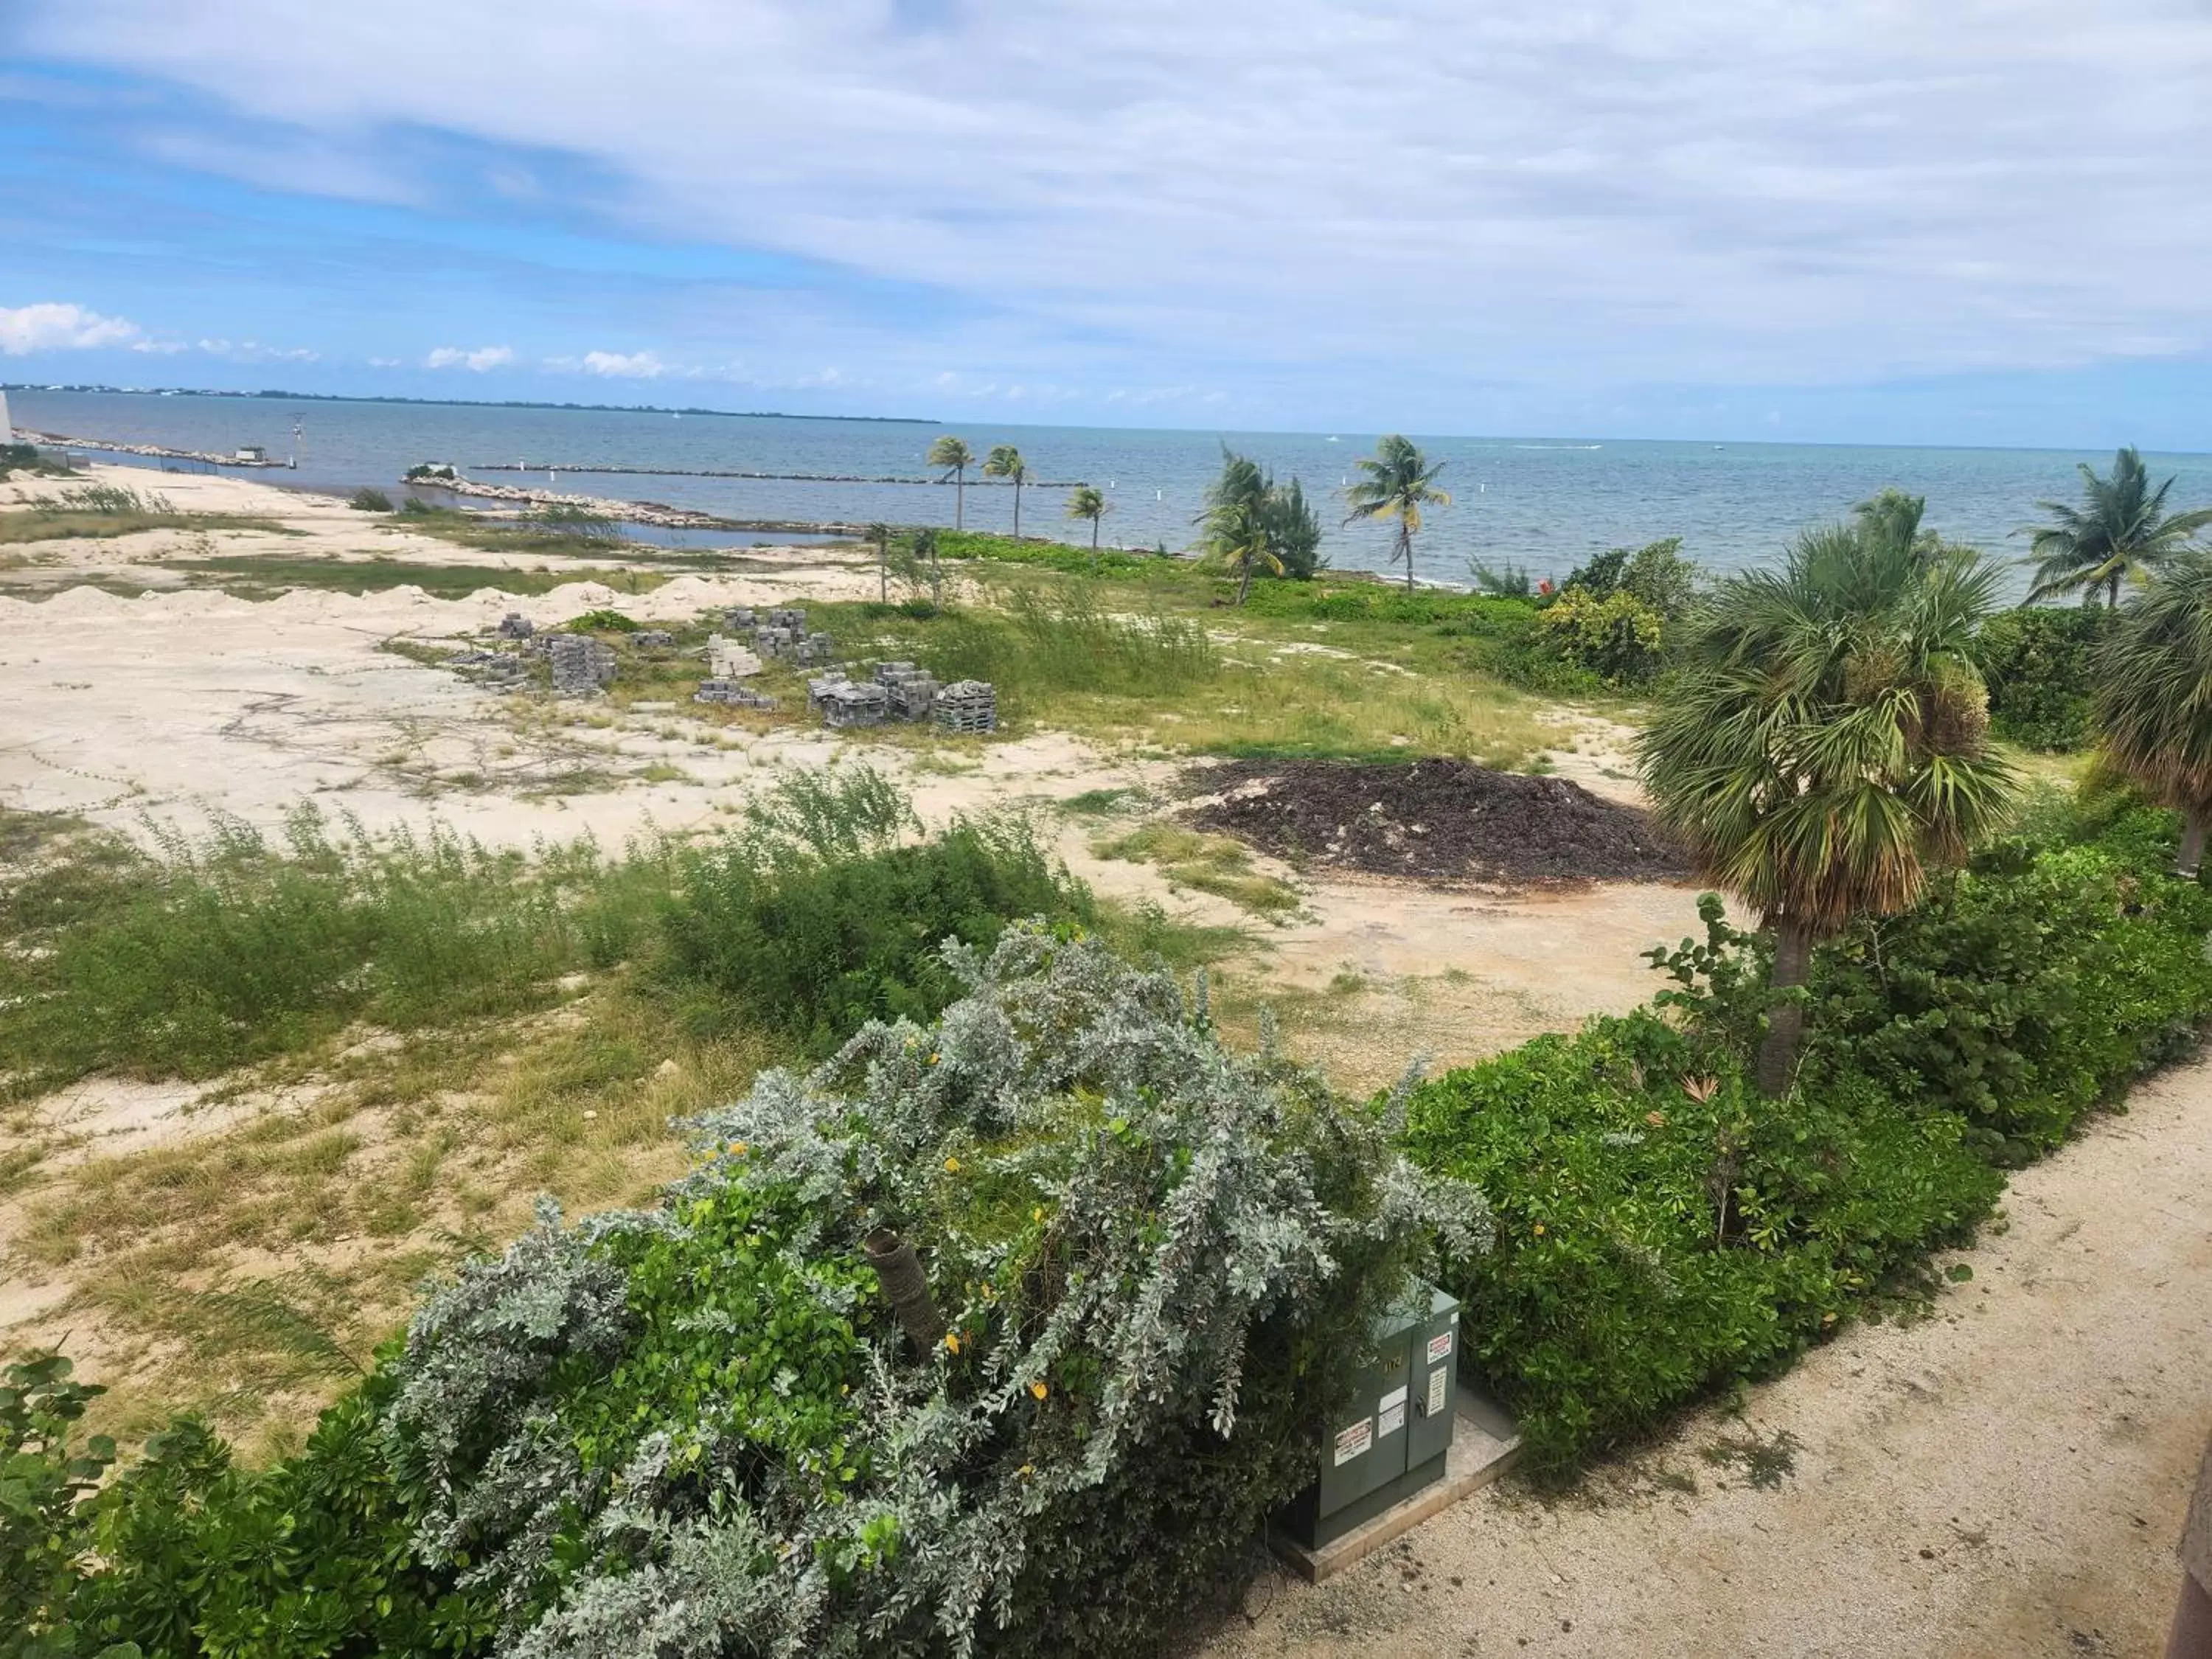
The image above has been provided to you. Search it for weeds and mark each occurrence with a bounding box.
[1092,821,1301,917]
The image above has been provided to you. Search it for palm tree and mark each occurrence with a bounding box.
[1638,517,2017,1096]
[2093,552,2212,877]
[1199,451,1282,605]
[2024,446,2212,608]
[1066,484,1110,555]
[865,521,892,602]
[1344,434,1451,591]
[983,445,1029,538]
[927,436,975,532]
[907,525,944,610]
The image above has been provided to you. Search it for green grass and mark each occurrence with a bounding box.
[1092,821,1302,917]
[0,507,288,545]
[171,554,672,599]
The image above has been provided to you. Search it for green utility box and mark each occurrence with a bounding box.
[1277,1281,1461,1550]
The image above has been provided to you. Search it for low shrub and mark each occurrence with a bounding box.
[1402,1010,1999,1475]
[1533,586,1666,685]
[936,528,1165,579]
[24,930,1486,1659]
[654,804,1095,1052]
[346,487,394,512]
[1972,605,2111,751]
[911,585,1219,711]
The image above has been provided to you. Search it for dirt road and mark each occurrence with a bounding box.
[1207,1057,2212,1659]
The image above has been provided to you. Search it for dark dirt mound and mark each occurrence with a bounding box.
[1184,758,1688,888]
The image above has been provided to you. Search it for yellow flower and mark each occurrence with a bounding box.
[945,1332,961,1354]
[1032,1206,1045,1223]
[1532,1222,1547,1236]
[728,1141,748,1158]
[944,1155,961,1174]
[1029,1380,1049,1400]
[929,1052,941,1065]
[1018,1463,1034,1478]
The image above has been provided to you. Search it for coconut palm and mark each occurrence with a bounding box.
[2093,552,2212,876]
[2024,446,2212,608]
[927,436,975,532]
[983,445,1029,538]
[1638,516,2017,1096]
[1066,484,1110,552]
[1199,451,1281,605]
[1344,434,1451,591]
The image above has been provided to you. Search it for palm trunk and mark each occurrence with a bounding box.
[863,1228,944,1355]
[879,546,888,603]
[1091,517,1100,550]
[1755,919,1815,1099]
[1400,525,1414,592]
[1013,479,1023,539]
[1237,557,1254,606]
[2177,811,2207,880]
[956,468,965,531]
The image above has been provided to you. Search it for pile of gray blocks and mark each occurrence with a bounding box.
[727,605,832,664]
[694,679,776,710]
[496,611,535,639]
[933,680,998,734]
[549,633,619,696]
[445,647,532,692]
[874,661,939,721]
[632,629,676,650]
[821,680,890,728]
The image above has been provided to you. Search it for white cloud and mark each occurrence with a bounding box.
[580,349,664,378]
[0,301,142,354]
[198,337,320,363]
[18,2,2212,400]
[426,344,515,372]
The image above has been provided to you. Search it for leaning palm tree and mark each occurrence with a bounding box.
[2024,446,2212,608]
[1198,451,1282,605]
[1344,434,1450,591]
[2093,552,2212,876]
[927,436,975,532]
[1066,484,1110,556]
[1638,518,2017,1096]
[983,445,1029,538]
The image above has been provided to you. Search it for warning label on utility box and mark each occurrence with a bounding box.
[1427,1366,1448,1416]
[1426,1330,1454,1364]
[1333,1418,1373,1466]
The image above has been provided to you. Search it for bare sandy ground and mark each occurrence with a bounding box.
[1206,1057,2212,1659]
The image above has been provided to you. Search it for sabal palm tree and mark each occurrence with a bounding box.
[1344,434,1451,591]
[2093,552,2212,876]
[1638,518,2017,1096]
[1199,451,1282,605]
[2024,446,2212,608]
[983,445,1029,538]
[927,436,975,532]
[1066,484,1110,554]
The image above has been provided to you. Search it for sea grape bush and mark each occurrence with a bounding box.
[1971,604,2112,751]
[21,927,1483,1659]
[1401,796,2212,1474]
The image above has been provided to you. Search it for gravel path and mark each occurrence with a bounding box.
[1204,1055,2212,1659]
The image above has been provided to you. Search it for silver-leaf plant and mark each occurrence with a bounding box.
[382,924,1489,1658]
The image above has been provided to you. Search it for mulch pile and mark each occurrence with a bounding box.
[1184,757,1689,888]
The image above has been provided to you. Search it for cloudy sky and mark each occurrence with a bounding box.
[4,1,2211,445]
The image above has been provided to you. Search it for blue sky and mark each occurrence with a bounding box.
[4,1,2211,448]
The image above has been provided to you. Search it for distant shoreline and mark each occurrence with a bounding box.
[0,384,936,425]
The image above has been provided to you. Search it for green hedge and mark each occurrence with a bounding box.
[1402,802,2212,1475]
[1972,605,2112,751]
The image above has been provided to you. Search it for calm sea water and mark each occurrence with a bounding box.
[14,389,2212,587]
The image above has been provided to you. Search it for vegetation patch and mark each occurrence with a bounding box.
[1090,822,1301,917]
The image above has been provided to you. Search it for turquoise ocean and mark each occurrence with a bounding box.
[13,388,2211,588]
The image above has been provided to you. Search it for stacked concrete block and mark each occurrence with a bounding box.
[874,661,939,722]
[933,680,998,734]
[705,633,762,679]
[694,679,776,710]
[496,611,535,639]
[807,670,851,714]
[549,633,619,695]
[765,607,807,632]
[633,629,676,650]
[821,681,890,728]
[793,633,835,665]
[723,607,757,634]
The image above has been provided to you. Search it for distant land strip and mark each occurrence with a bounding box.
[1,383,936,423]
[473,463,1091,487]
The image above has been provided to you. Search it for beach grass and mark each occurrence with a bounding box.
[0,507,291,544]
[171,553,674,599]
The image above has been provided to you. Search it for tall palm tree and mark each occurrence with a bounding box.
[1344,434,1451,591]
[2024,446,2212,608]
[983,445,1029,538]
[2093,552,2212,877]
[1638,517,2017,1096]
[927,436,975,532]
[1066,484,1109,554]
